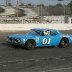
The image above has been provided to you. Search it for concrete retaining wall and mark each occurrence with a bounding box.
[0,23,72,31]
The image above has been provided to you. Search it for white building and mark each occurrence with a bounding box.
[68,17,72,24]
[43,16,65,23]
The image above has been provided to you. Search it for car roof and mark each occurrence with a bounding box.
[31,28,57,32]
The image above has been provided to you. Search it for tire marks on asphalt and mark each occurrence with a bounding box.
[0,55,72,65]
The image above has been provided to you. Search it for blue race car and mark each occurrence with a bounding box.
[7,28,72,50]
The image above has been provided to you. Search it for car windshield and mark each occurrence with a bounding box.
[27,30,41,35]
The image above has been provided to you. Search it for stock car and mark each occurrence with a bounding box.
[6,28,72,50]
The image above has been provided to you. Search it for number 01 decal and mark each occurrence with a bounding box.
[42,38,51,44]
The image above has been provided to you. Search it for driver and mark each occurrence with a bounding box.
[44,30,50,36]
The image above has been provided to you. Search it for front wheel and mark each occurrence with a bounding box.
[25,40,36,50]
[59,38,69,48]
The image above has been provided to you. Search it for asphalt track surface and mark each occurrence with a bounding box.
[0,30,72,72]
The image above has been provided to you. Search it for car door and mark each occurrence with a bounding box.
[40,35,51,46]
[49,30,61,46]
[38,30,61,47]
[37,30,52,46]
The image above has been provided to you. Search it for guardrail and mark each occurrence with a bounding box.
[0,16,65,24]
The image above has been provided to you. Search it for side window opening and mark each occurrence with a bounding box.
[43,30,50,36]
[50,30,58,36]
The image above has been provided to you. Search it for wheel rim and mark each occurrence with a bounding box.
[28,42,35,49]
[61,40,68,47]
[61,41,65,46]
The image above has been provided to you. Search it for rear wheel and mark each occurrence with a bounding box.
[25,40,36,50]
[59,38,69,48]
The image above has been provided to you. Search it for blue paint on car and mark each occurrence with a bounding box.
[7,28,72,48]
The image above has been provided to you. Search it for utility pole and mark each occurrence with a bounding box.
[17,0,19,17]
[6,0,7,6]
[58,0,65,16]
[41,4,42,17]
[37,5,40,16]
[6,0,11,6]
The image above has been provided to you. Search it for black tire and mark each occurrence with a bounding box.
[25,40,36,50]
[59,38,69,48]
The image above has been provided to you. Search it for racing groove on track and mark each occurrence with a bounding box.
[0,30,72,72]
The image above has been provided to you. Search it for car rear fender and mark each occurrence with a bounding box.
[60,37,69,43]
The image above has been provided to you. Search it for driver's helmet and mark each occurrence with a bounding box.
[44,30,50,36]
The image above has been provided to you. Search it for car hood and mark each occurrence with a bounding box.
[8,33,36,39]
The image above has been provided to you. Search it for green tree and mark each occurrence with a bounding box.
[68,1,72,14]
[58,0,63,1]
[19,3,24,6]
[7,3,12,6]
[56,3,63,7]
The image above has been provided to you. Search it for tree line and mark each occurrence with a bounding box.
[19,1,72,16]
